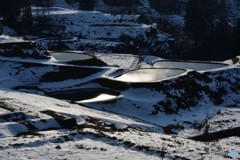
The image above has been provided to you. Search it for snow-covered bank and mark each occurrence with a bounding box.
[0,88,239,159]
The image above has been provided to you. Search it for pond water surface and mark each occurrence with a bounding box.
[79,94,117,103]
[51,52,92,61]
[153,61,227,71]
[115,68,185,83]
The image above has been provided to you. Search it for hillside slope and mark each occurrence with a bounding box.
[27,0,172,54]
[0,50,240,159]
[0,87,239,160]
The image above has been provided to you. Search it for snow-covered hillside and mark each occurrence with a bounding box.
[0,85,239,160]
[225,0,240,24]
[0,0,240,159]
[21,0,172,54]
[0,48,240,159]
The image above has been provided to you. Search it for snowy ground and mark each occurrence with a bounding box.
[27,0,172,54]
[0,35,23,43]
[0,0,240,158]
[0,52,240,159]
[0,88,239,160]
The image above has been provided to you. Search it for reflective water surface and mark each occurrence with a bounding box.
[115,68,185,82]
[79,94,117,103]
[153,61,227,71]
[51,52,92,61]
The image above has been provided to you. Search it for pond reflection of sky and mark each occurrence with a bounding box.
[153,61,227,71]
[79,94,117,103]
[51,52,92,61]
[115,68,185,82]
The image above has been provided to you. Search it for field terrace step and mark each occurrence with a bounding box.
[0,112,33,123]
[0,112,61,137]
[41,110,77,129]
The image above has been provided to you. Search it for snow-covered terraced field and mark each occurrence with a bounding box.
[0,0,240,158]
[0,51,240,159]
[29,0,171,54]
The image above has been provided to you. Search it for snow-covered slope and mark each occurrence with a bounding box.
[80,66,240,134]
[225,0,240,24]
[0,87,239,160]
[28,0,172,54]
[0,35,23,43]
[0,0,240,159]
[0,50,240,159]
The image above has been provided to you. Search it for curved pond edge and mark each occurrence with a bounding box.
[152,59,228,71]
[113,68,187,83]
[49,51,94,61]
